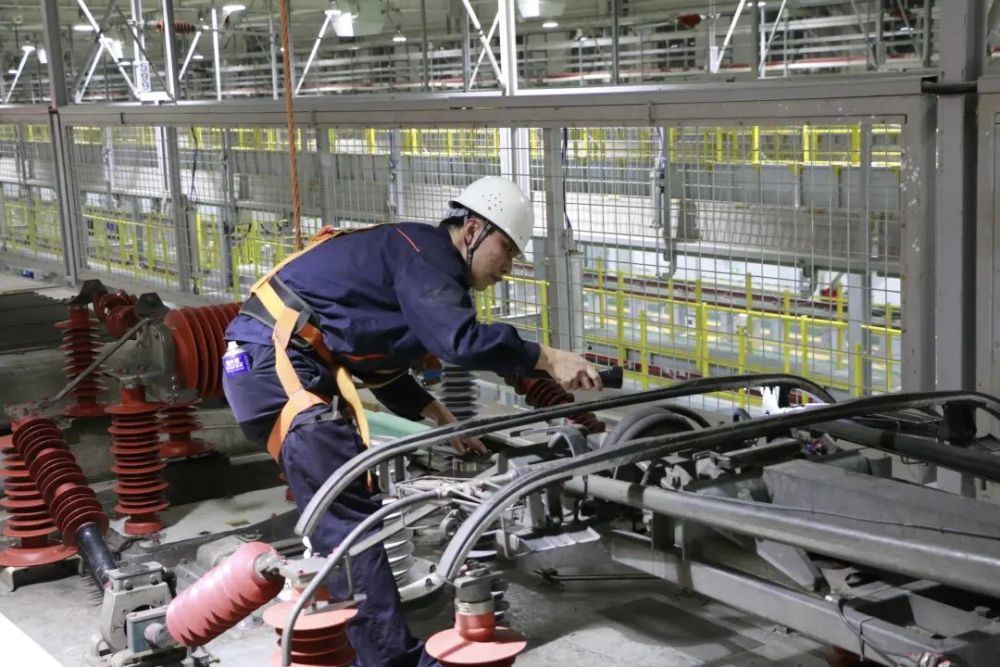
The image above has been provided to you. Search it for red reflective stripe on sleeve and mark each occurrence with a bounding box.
[395,228,422,253]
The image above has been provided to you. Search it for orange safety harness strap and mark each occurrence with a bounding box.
[249,227,372,464]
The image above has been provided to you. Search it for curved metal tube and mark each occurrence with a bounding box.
[296,374,835,537]
[436,391,1000,582]
[281,490,443,667]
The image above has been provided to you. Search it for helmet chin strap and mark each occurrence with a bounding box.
[466,218,495,275]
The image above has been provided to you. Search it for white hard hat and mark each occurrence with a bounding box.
[449,176,534,254]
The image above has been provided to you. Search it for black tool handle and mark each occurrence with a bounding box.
[598,366,624,389]
[523,365,623,389]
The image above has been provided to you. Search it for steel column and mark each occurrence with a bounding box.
[541,127,582,351]
[900,96,936,392]
[161,0,180,98]
[211,7,223,101]
[219,130,238,296]
[42,0,84,284]
[460,1,471,91]
[315,128,338,226]
[268,0,279,99]
[934,0,985,394]
[611,0,621,85]
[161,127,194,293]
[497,0,518,94]
[389,129,405,224]
[922,0,933,68]
[421,0,431,91]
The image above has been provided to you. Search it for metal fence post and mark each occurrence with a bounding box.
[541,127,582,352]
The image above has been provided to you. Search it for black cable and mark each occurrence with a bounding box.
[187,126,200,201]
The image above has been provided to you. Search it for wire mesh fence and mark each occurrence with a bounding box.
[2,113,906,400]
[0,122,63,263]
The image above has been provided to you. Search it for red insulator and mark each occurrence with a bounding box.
[154,19,197,34]
[93,290,134,323]
[425,627,527,667]
[677,13,702,29]
[165,302,243,399]
[94,290,139,339]
[57,304,106,418]
[10,418,108,549]
[517,378,606,434]
[263,600,358,667]
[166,541,284,647]
[0,434,77,567]
[106,304,139,339]
[159,402,208,458]
[107,386,168,535]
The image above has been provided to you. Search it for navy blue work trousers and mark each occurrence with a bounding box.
[222,342,433,667]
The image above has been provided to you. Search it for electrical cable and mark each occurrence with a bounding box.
[187,126,200,201]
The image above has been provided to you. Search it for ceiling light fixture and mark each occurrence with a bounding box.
[221,3,246,14]
[73,23,95,33]
[22,44,36,53]
[192,53,204,60]
[542,20,559,29]
[37,47,48,64]
[392,30,407,43]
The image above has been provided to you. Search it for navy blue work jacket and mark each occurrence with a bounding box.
[225,222,541,420]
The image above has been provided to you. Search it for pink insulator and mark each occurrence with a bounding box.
[263,600,358,667]
[165,541,284,647]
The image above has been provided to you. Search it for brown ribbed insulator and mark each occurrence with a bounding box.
[517,377,605,434]
[0,434,76,567]
[159,402,208,458]
[10,417,108,549]
[57,304,106,418]
[107,386,168,535]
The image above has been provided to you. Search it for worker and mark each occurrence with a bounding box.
[221,175,601,667]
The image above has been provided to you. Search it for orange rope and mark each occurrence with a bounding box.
[277,0,302,250]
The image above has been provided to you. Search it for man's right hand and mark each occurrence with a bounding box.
[536,345,603,391]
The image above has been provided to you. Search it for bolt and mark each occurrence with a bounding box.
[123,581,133,591]
[150,576,159,585]
[425,578,433,588]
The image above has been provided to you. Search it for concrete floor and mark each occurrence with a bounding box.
[0,556,832,667]
[0,510,833,667]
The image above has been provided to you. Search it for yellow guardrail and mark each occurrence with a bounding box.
[83,209,176,286]
[58,122,902,172]
[2,199,63,257]
[669,123,902,170]
[581,279,899,396]
[472,267,898,397]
